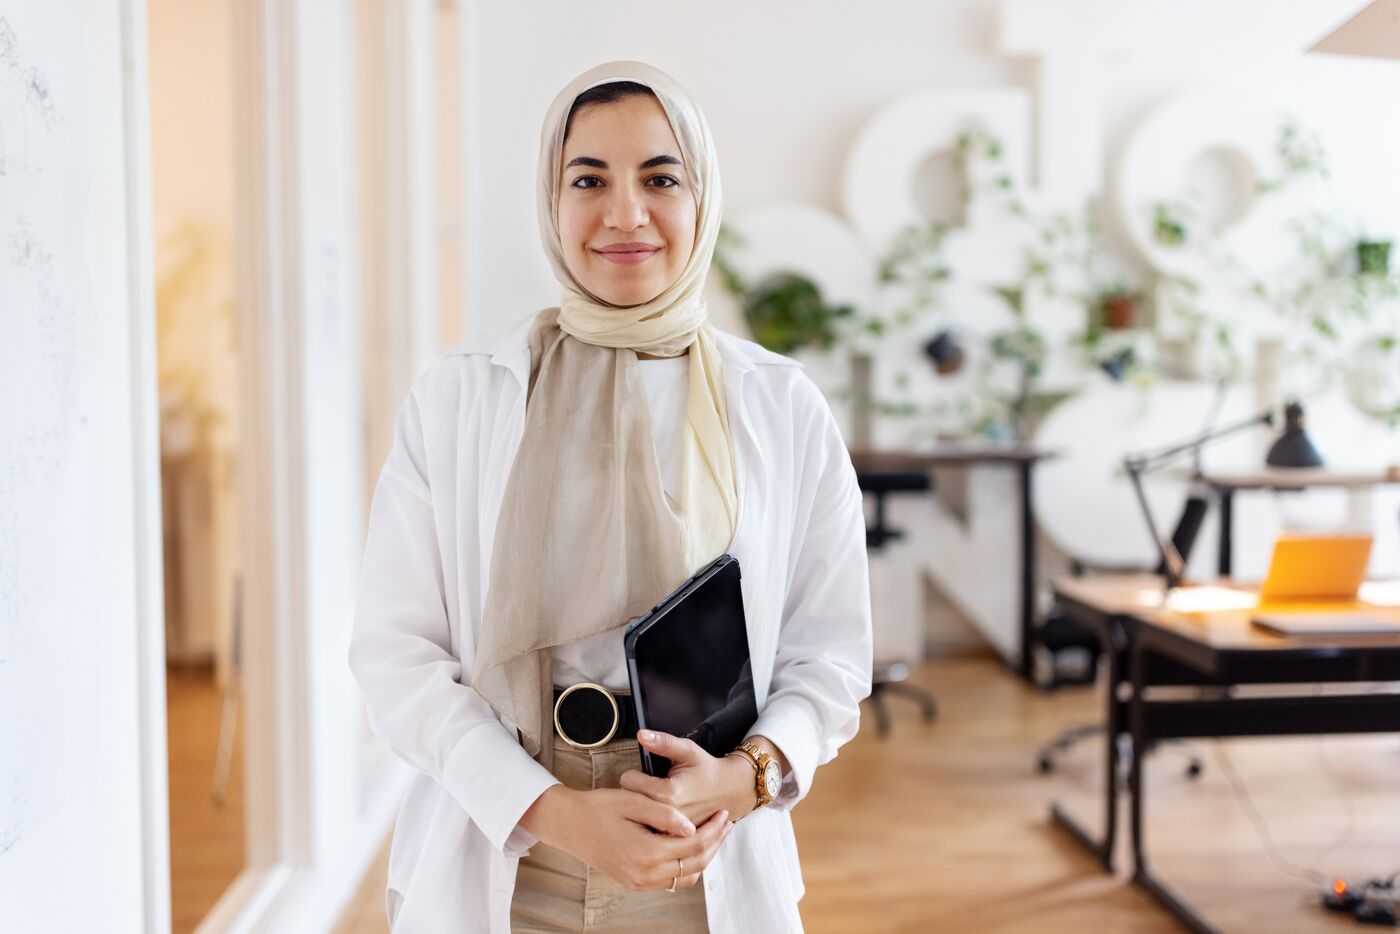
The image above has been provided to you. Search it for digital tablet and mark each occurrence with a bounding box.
[624,553,756,777]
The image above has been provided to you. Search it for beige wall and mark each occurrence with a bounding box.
[149,0,236,231]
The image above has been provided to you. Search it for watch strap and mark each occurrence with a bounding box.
[727,741,777,809]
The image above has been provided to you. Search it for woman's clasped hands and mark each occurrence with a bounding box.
[518,739,739,891]
[622,729,760,828]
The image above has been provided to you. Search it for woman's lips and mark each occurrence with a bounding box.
[595,245,661,265]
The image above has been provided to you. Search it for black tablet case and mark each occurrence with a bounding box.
[623,553,756,777]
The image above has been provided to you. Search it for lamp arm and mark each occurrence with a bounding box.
[1124,457,1186,591]
[1121,408,1275,593]
[1131,410,1275,474]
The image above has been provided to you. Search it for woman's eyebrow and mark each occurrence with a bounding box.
[639,154,683,169]
[563,154,684,170]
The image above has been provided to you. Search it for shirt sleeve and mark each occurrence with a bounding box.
[348,379,560,856]
[747,378,873,810]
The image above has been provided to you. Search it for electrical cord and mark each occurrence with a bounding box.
[1301,732,1356,875]
[1211,739,1329,885]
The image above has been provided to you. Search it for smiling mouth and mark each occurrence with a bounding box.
[595,246,661,266]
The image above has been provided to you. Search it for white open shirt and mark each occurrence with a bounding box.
[349,315,873,933]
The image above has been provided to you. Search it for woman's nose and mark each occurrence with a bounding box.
[603,183,648,231]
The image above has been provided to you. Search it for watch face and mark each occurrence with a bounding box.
[763,761,781,798]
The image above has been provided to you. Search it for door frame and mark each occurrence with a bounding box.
[136,0,445,928]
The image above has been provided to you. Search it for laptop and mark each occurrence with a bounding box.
[1257,532,1374,601]
[1251,613,1400,636]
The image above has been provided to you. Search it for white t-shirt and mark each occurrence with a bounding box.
[550,355,689,690]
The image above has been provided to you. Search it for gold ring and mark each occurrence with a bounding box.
[667,858,681,893]
[553,682,620,750]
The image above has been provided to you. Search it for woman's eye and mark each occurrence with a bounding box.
[568,174,679,190]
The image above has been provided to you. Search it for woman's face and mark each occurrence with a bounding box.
[557,94,696,307]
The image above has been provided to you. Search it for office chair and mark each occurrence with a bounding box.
[1036,496,1207,777]
[858,470,938,737]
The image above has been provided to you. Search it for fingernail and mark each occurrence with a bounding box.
[719,810,729,824]
[639,730,655,742]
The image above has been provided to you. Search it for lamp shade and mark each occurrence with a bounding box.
[1309,0,1400,61]
[1265,401,1325,468]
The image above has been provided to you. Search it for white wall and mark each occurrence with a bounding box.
[0,0,169,930]
[461,0,1398,337]
[462,0,1032,333]
[461,0,1400,662]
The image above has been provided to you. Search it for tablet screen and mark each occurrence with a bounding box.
[628,557,756,776]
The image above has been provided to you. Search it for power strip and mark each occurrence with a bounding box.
[1322,878,1398,927]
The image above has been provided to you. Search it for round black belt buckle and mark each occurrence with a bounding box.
[553,682,620,749]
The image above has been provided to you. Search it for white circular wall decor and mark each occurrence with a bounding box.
[842,88,1032,256]
[1115,90,1282,279]
[1345,332,1400,426]
[909,147,967,228]
[1114,89,1335,357]
[721,202,877,323]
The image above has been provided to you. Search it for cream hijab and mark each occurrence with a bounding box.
[472,62,736,765]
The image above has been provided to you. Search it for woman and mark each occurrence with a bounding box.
[349,61,871,934]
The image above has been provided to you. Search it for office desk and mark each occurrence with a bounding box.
[1192,468,1400,577]
[849,446,1056,682]
[1051,575,1400,934]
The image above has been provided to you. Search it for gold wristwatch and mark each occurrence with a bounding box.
[726,740,782,811]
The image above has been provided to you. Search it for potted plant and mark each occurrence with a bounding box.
[1357,239,1392,276]
[1152,201,1189,247]
[712,226,855,355]
[739,272,853,355]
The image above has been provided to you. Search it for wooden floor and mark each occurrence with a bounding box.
[166,665,245,934]
[332,655,1399,933]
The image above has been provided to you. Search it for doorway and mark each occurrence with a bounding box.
[147,0,247,929]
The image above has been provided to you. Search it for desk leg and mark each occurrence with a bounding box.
[1049,618,1119,872]
[1019,461,1036,682]
[1129,642,1222,934]
[1216,489,1234,579]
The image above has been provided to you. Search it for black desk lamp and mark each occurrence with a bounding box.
[1099,351,1325,471]
[1123,410,1275,591]
[1265,400,1325,468]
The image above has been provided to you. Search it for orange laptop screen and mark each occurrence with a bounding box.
[1258,533,1374,601]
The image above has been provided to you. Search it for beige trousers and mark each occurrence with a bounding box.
[509,736,710,933]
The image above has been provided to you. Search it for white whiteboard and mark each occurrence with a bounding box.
[0,2,165,931]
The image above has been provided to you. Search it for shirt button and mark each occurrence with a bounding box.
[707,877,721,892]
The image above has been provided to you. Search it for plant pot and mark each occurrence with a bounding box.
[923,330,965,375]
[1100,294,1136,330]
[1357,240,1392,276]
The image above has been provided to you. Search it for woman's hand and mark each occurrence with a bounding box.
[519,784,732,891]
[620,730,767,827]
